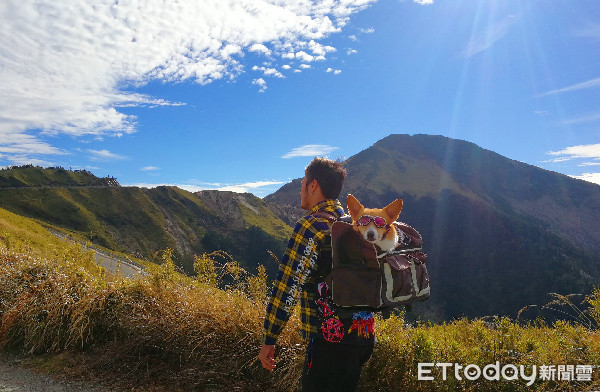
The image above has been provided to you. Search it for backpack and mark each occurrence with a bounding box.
[314,212,430,311]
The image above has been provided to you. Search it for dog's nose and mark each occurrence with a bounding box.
[366,231,376,241]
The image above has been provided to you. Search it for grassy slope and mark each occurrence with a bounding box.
[0,207,68,254]
[237,196,291,239]
[0,184,291,274]
[0,166,113,187]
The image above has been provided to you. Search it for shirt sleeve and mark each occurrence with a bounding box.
[262,215,324,345]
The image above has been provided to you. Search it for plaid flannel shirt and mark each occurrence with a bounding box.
[263,199,345,345]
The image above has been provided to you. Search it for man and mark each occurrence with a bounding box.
[258,157,375,391]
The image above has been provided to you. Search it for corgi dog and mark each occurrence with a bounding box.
[346,194,403,253]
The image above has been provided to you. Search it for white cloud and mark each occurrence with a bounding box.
[5,155,55,167]
[0,132,65,166]
[538,77,600,97]
[547,144,600,185]
[0,0,375,162]
[413,0,434,4]
[282,144,339,158]
[282,64,292,70]
[252,66,284,78]
[87,149,126,161]
[252,78,268,93]
[326,68,342,74]
[544,157,570,163]
[347,48,358,55]
[571,172,600,186]
[128,180,286,195]
[130,183,209,193]
[249,43,272,56]
[216,180,286,193]
[0,132,66,156]
[350,27,374,42]
[296,51,315,62]
[547,143,600,162]
[461,15,520,58]
[141,166,160,171]
[308,40,336,56]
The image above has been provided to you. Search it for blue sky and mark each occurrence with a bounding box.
[1,0,599,197]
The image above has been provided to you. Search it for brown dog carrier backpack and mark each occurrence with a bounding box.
[314,212,430,311]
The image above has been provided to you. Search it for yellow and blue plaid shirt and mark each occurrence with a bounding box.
[263,199,345,345]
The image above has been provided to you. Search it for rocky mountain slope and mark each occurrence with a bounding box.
[266,134,600,320]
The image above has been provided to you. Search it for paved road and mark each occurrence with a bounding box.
[48,229,146,279]
[93,251,145,279]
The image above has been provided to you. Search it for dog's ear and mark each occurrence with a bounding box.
[346,194,364,219]
[384,199,403,222]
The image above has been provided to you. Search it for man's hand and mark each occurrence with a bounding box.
[258,344,276,371]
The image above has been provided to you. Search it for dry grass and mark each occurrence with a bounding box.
[1,211,599,391]
[0,238,305,391]
[364,313,600,392]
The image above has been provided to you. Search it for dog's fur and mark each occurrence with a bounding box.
[346,194,403,252]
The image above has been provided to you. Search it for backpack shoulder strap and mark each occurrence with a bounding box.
[311,211,337,223]
[309,211,339,282]
[311,212,354,224]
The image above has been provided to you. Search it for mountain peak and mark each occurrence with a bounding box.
[266,133,600,320]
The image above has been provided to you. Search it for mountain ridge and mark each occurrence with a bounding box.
[266,134,600,321]
[0,170,291,275]
[0,165,119,188]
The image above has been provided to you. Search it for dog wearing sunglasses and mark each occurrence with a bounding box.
[346,194,404,253]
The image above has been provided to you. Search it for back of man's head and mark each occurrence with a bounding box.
[305,157,347,200]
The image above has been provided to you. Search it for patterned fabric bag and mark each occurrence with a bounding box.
[314,279,376,343]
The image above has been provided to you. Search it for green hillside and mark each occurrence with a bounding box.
[0,205,71,254]
[0,165,118,187]
[0,166,291,275]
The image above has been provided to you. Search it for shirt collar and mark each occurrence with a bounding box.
[309,199,345,218]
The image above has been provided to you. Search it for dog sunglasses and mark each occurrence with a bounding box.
[356,215,388,228]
